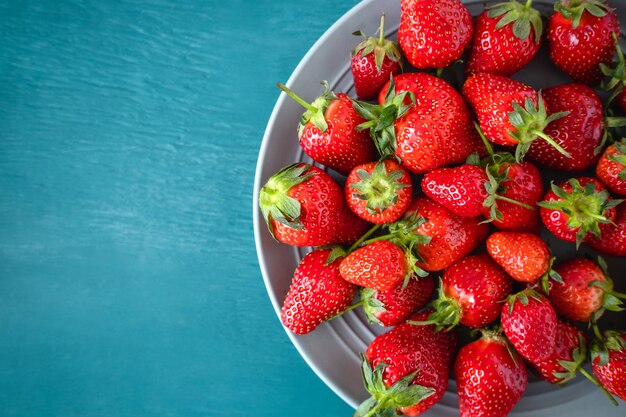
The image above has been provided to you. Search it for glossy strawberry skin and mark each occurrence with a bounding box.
[501,293,558,363]
[421,164,489,218]
[379,73,485,174]
[549,258,608,322]
[486,231,550,283]
[587,203,626,256]
[366,277,436,327]
[527,84,603,171]
[592,333,626,401]
[547,7,620,85]
[339,240,406,291]
[596,141,626,196]
[398,0,473,69]
[532,321,586,384]
[466,9,541,77]
[299,94,376,176]
[405,196,489,271]
[442,254,514,328]
[366,311,458,416]
[352,51,401,101]
[455,335,527,417]
[280,249,357,335]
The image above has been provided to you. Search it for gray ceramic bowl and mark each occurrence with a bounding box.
[253,1,626,415]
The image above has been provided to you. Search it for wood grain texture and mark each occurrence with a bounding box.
[0,1,359,416]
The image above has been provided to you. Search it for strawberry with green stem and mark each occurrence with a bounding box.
[587,200,626,256]
[351,14,402,101]
[600,34,626,113]
[597,139,626,196]
[276,81,376,175]
[591,329,626,402]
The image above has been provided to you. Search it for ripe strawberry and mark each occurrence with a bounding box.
[486,231,559,285]
[357,311,457,416]
[587,201,626,256]
[351,14,402,101]
[398,0,473,69]
[417,254,513,330]
[501,289,558,363]
[277,82,376,175]
[463,73,569,161]
[339,240,407,291]
[259,164,369,246]
[360,277,435,327]
[592,331,626,402]
[596,139,626,196]
[547,0,621,85]
[355,73,485,174]
[345,159,412,224]
[455,331,528,417]
[280,249,357,335]
[549,257,625,322]
[538,177,621,247]
[397,196,489,271]
[531,320,587,384]
[466,0,543,76]
[526,84,605,171]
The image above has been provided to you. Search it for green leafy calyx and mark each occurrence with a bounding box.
[277,81,337,139]
[555,0,612,30]
[488,0,543,43]
[353,14,402,72]
[349,161,410,215]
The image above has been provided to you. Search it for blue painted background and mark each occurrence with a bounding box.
[0,1,359,416]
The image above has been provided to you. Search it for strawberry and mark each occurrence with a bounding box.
[455,331,528,417]
[592,331,626,402]
[351,14,402,101]
[486,231,560,285]
[501,288,558,363]
[259,163,369,246]
[280,249,357,335]
[345,159,412,224]
[549,257,625,322]
[463,73,570,161]
[547,0,620,85]
[466,0,543,76]
[277,82,376,175]
[339,240,407,291]
[398,0,473,69]
[531,320,588,384]
[417,254,513,330]
[587,201,626,256]
[356,311,457,416]
[538,177,622,247]
[355,73,485,174]
[596,139,626,196]
[396,196,489,271]
[360,277,435,327]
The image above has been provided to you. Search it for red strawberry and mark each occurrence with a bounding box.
[455,331,528,417]
[355,72,485,174]
[531,320,588,384]
[398,0,473,69]
[398,196,489,271]
[526,84,604,171]
[486,231,558,284]
[418,254,514,330]
[549,257,625,322]
[466,0,543,76]
[339,240,407,291]
[357,311,457,416]
[592,331,626,402]
[277,82,376,175]
[587,202,626,256]
[360,277,435,327]
[547,0,620,85]
[280,249,357,335]
[463,73,570,161]
[538,177,621,247]
[596,139,626,196]
[259,164,369,246]
[345,159,412,224]
[501,288,558,363]
[351,14,402,101]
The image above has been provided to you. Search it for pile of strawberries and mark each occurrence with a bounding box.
[258,0,626,416]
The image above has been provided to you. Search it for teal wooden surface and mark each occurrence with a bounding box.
[0,1,359,416]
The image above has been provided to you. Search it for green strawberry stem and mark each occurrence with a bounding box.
[474,121,495,157]
[531,130,571,158]
[525,0,532,8]
[494,194,535,210]
[327,300,365,321]
[378,14,385,45]
[409,279,461,331]
[277,82,317,113]
[578,366,619,406]
[347,224,382,253]
[277,81,335,134]
[361,233,398,246]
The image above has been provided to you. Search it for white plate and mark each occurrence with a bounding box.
[253,0,626,415]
